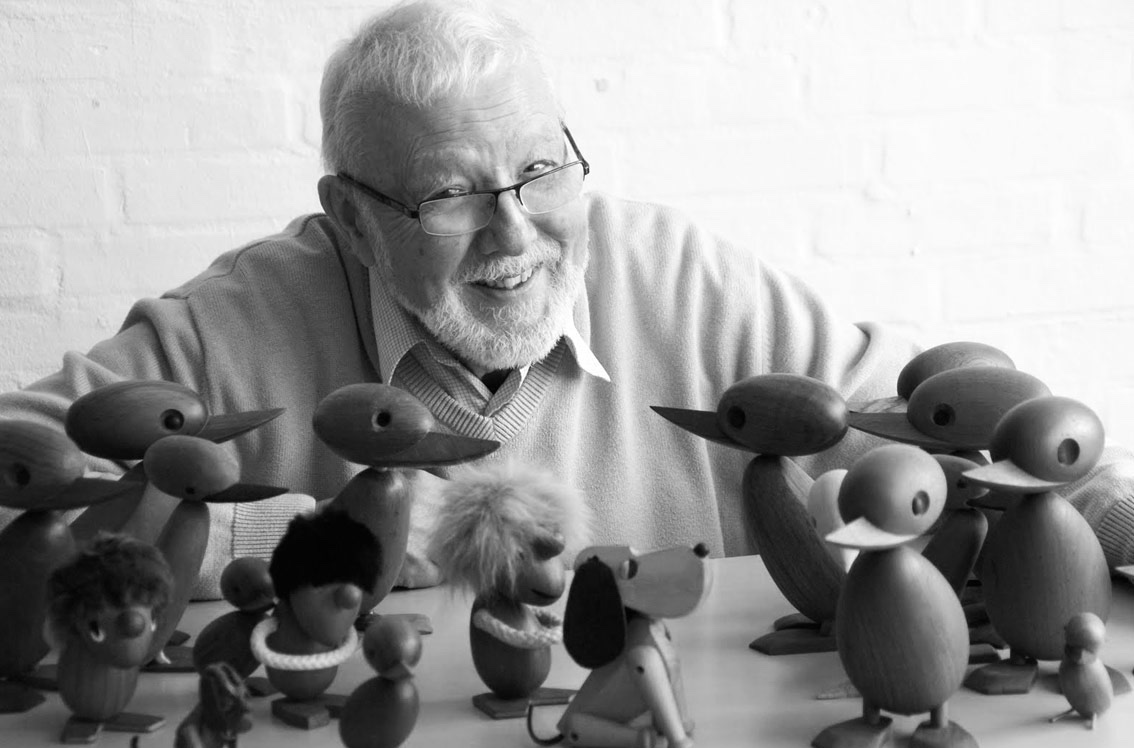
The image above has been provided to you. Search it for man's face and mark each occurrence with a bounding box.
[350,66,588,374]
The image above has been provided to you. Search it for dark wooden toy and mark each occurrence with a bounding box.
[921,453,990,596]
[527,544,710,748]
[45,533,174,744]
[813,444,976,748]
[1050,612,1113,730]
[962,396,1117,696]
[0,420,142,713]
[339,615,423,748]
[250,508,381,729]
[894,341,1016,401]
[428,462,588,718]
[653,373,849,654]
[192,557,277,696]
[312,383,499,623]
[173,661,251,748]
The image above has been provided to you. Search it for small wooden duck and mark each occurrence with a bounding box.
[1050,612,1113,729]
[339,615,423,748]
[250,508,381,729]
[814,444,976,748]
[653,373,849,654]
[0,420,141,713]
[45,532,175,744]
[962,396,1113,695]
[428,461,588,718]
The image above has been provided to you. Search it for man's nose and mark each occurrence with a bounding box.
[479,190,535,256]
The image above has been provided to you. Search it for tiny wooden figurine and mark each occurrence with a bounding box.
[250,508,381,729]
[652,373,849,654]
[814,444,976,748]
[339,615,423,748]
[312,383,499,624]
[46,532,175,744]
[173,661,251,748]
[527,543,710,748]
[1050,612,1113,730]
[962,396,1114,696]
[428,461,588,718]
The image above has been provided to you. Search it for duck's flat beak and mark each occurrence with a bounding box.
[198,483,291,504]
[964,460,1064,492]
[376,432,500,468]
[17,477,144,512]
[196,408,285,443]
[846,411,954,451]
[826,516,916,550]
[650,406,739,449]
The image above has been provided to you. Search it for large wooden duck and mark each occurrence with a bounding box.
[0,420,141,713]
[45,532,174,744]
[814,444,976,748]
[428,461,588,718]
[962,395,1115,695]
[339,615,423,748]
[653,373,848,654]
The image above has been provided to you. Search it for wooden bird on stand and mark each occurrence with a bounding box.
[813,444,976,748]
[428,461,589,718]
[653,373,849,654]
[339,615,423,748]
[1050,612,1113,730]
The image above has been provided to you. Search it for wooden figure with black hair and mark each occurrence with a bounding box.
[173,661,251,748]
[428,461,588,718]
[250,507,382,729]
[46,532,175,744]
[339,615,423,748]
[527,543,710,748]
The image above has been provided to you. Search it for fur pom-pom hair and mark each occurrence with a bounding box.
[269,506,382,601]
[427,461,591,599]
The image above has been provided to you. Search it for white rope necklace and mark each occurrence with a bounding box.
[250,616,359,671]
[472,606,562,649]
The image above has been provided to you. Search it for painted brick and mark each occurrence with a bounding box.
[0,238,56,299]
[0,166,112,227]
[0,93,32,152]
[984,0,1061,35]
[1064,0,1134,30]
[1083,181,1134,243]
[1054,34,1134,102]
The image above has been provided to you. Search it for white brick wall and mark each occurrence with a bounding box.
[2,0,1134,445]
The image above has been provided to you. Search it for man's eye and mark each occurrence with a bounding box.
[524,160,557,176]
[428,187,469,201]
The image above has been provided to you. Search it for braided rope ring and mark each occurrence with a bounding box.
[472,607,562,649]
[250,616,359,671]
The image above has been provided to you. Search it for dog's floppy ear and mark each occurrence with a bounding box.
[563,556,626,669]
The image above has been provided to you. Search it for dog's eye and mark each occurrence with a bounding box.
[625,558,638,579]
[87,621,105,643]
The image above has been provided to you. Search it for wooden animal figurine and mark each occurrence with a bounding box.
[653,373,848,654]
[527,543,710,748]
[807,469,855,572]
[45,532,175,744]
[312,383,499,624]
[428,461,588,718]
[1050,612,1113,729]
[173,661,251,748]
[339,615,423,748]
[813,444,976,748]
[921,452,990,596]
[250,508,381,729]
[0,419,141,713]
[962,395,1115,696]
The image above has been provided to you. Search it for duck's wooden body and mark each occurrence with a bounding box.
[469,598,552,700]
[339,616,422,748]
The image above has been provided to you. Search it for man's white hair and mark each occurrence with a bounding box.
[320,0,555,175]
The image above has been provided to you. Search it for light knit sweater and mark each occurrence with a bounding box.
[2,192,1132,598]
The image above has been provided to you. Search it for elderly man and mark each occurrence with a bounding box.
[2,0,1132,598]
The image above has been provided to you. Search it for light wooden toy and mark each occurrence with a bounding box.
[339,615,423,748]
[1050,612,1113,730]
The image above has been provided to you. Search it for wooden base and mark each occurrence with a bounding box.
[143,644,196,673]
[812,715,893,748]
[471,686,575,719]
[10,663,58,692]
[814,679,860,701]
[356,611,433,635]
[271,693,347,729]
[0,680,46,714]
[61,713,164,744]
[750,627,837,655]
[910,719,978,748]
[964,659,1038,694]
[245,675,278,697]
[968,644,1003,665]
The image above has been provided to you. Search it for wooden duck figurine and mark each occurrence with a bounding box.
[428,461,588,718]
[962,395,1115,695]
[312,383,499,625]
[250,508,381,729]
[814,444,976,748]
[0,420,141,713]
[653,373,849,654]
[339,615,423,748]
[1050,612,1113,729]
[45,532,175,744]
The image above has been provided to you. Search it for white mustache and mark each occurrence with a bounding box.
[457,249,559,284]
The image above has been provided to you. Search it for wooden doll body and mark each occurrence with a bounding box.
[1051,612,1113,729]
[339,616,423,748]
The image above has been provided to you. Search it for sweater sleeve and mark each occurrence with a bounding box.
[1062,446,1134,570]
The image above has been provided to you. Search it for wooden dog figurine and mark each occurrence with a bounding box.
[174,661,251,748]
[528,543,710,748]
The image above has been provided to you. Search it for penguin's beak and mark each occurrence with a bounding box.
[199,483,291,504]
[196,408,285,444]
[650,407,741,450]
[826,516,916,550]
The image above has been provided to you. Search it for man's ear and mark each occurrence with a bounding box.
[318,174,377,268]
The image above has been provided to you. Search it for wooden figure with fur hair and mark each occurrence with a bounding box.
[0,420,142,714]
[428,462,588,719]
[250,508,382,729]
[174,661,251,748]
[46,532,175,744]
[339,615,423,748]
[192,557,277,696]
[528,543,710,748]
[653,373,848,655]
[1050,612,1113,730]
[814,445,976,748]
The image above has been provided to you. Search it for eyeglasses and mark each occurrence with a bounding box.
[338,126,590,237]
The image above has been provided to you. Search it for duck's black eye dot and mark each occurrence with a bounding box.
[1057,439,1080,466]
[911,491,929,516]
[6,463,31,488]
[956,478,968,490]
[373,410,392,428]
[161,409,185,431]
[932,404,955,427]
[726,406,746,430]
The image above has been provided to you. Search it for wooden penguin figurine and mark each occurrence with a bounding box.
[962,396,1114,695]
[1050,612,1113,729]
[339,615,423,748]
[45,532,175,744]
[920,452,990,597]
[312,383,499,623]
[653,373,849,654]
[250,508,382,729]
[0,420,141,713]
[428,461,588,718]
[814,444,976,748]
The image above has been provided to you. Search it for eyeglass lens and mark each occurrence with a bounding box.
[417,162,586,237]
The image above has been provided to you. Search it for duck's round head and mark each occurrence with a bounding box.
[362,615,422,681]
[1064,611,1107,660]
[827,444,947,550]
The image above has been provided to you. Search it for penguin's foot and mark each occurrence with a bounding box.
[750,627,837,656]
[911,719,978,748]
[811,715,893,748]
[964,659,1038,694]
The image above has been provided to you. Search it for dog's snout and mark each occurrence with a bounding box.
[693,542,709,558]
